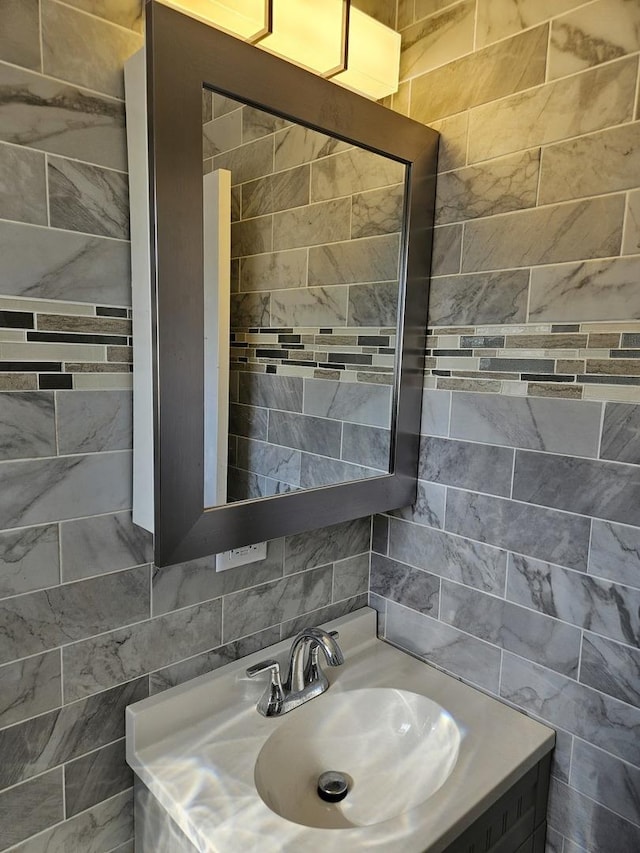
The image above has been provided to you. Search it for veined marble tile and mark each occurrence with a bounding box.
[450,392,602,456]
[63,599,222,701]
[60,511,151,582]
[410,25,548,124]
[267,410,342,459]
[549,0,640,80]
[222,565,333,642]
[428,270,530,326]
[476,0,586,47]
[0,450,131,529]
[0,524,59,598]
[390,481,446,530]
[212,93,242,118]
[388,517,507,595]
[271,286,348,327]
[333,553,370,601]
[419,435,513,497]
[370,554,439,615]
[56,390,132,454]
[341,422,390,471]
[280,594,367,639]
[0,0,40,70]
[48,157,129,239]
[0,565,149,664]
[273,198,351,250]
[530,257,640,322]
[0,62,127,170]
[242,165,309,217]
[239,248,307,292]
[309,234,400,285]
[347,281,398,327]
[385,602,502,693]
[0,650,60,728]
[441,579,581,676]
[501,653,640,765]
[273,124,350,171]
[0,768,63,849]
[238,372,303,413]
[468,57,637,163]
[213,136,273,187]
[570,738,640,828]
[400,0,475,80]
[548,778,640,852]
[513,450,640,528]
[431,224,462,276]
[420,388,451,437]
[540,122,640,205]
[299,454,377,488]
[581,631,640,707]
[507,553,640,648]
[429,113,469,174]
[436,150,540,225]
[241,105,289,143]
[0,391,56,460]
[623,188,640,255]
[61,0,144,31]
[202,110,241,158]
[231,214,272,259]
[8,788,132,853]
[150,627,281,694]
[64,738,131,817]
[0,220,131,305]
[41,0,142,99]
[230,292,269,327]
[228,403,268,441]
[0,143,46,226]
[303,377,392,428]
[600,402,640,463]
[372,514,388,555]
[445,488,591,570]
[351,184,404,239]
[414,0,463,21]
[237,437,301,485]
[462,196,624,272]
[285,517,370,574]
[310,148,404,203]
[589,519,640,587]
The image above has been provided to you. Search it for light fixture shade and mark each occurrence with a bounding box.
[332,6,401,100]
[256,0,348,76]
[158,0,270,42]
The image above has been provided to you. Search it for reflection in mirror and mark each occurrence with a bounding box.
[201,87,407,506]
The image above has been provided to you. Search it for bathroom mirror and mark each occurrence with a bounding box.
[141,0,438,565]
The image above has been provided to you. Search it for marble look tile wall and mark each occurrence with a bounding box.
[0,4,373,850]
[374,4,640,851]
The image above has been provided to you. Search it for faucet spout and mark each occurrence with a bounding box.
[286,628,344,693]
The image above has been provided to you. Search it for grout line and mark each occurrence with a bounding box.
[0,214,130,244]
[50,0,143,37]
[0,56,125,103]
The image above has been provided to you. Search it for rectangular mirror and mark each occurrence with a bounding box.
[135,1,438,566]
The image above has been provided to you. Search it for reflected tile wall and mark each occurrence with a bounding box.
[374,4,640,852]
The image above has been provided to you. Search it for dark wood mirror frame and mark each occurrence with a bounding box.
[145,0,439,566]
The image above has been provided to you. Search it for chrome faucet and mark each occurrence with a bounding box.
[246,628,344,717]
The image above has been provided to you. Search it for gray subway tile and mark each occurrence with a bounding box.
[570,738,640,828]
[310,148,404,202]
[61,0,143,31]
[63,599,222,701]
[371,514,388,555]
[600,402,640,464]
[0,524,59,598]
[0,565,149,664]
[370,553,439,615]
[303,378,392,428]
[273,198,351,250]
[0,769,63,850]
[241,104,288,142]
[420,388,451,437]
[268,410,342,458]
[388,516,507,595]
[223,565,333,642]
[242,165,309,217]
[151,538,284,615]
[0,391,56,460]
[429,112,469,174]
[347,281,398,327]
[47,157,129,239]
[589,520,640,587]
[623,188,640,255]
[285,517,370,574]
[280,594,367,640]
[445,489,591,570]
[0,650,61,728]
[41,0,142,99]
[390,481,446,530]
[0,220,131,305]
[56,390,132,454]
[308,234,400,285]
[385,602,502,694]
[237,437,301,486]
[0,450,132,529]
[441,580,581,676]
[299,453,376,488]
[228,403,268,441]
[508,553,640,648]
[580,632,640,707]
[400,0,475,80]
[0,0,40,70]
[428,270,529,326]
[65,738,131,817]
[513,450,640,527]
[274,124,349,171]
[214,136,273,186]
[0,678,147,789]
[530,257,640,323]
[341,422,390,471]
[333,553,370,601]
[270,286,348,327]
[351,184,404,239]
[239,249,307,292]
[462,196,624,272]
[0,63,127,170]
[500,653,640,766]
[238,372,302,413]
[475,0,582,48]
[0,143,46,225]
[419,435,514,497]
[60,511,152,582]
[450,392,602,456]
[431,224,462,276]
[230,214,272,259]
[230,292,270,327]
[202,110,241,158]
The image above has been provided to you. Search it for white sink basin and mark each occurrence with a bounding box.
[255,688,460,829]
[126,608,554,853]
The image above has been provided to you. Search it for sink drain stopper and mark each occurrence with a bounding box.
[317,771,350,803]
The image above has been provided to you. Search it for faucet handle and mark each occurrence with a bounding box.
[246,659,284,717]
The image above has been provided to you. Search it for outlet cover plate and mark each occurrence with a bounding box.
[215,541,267,572]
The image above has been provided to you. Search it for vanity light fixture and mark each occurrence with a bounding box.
[157,0,400,100]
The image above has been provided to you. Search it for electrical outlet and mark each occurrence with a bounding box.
[215,541,267,572]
